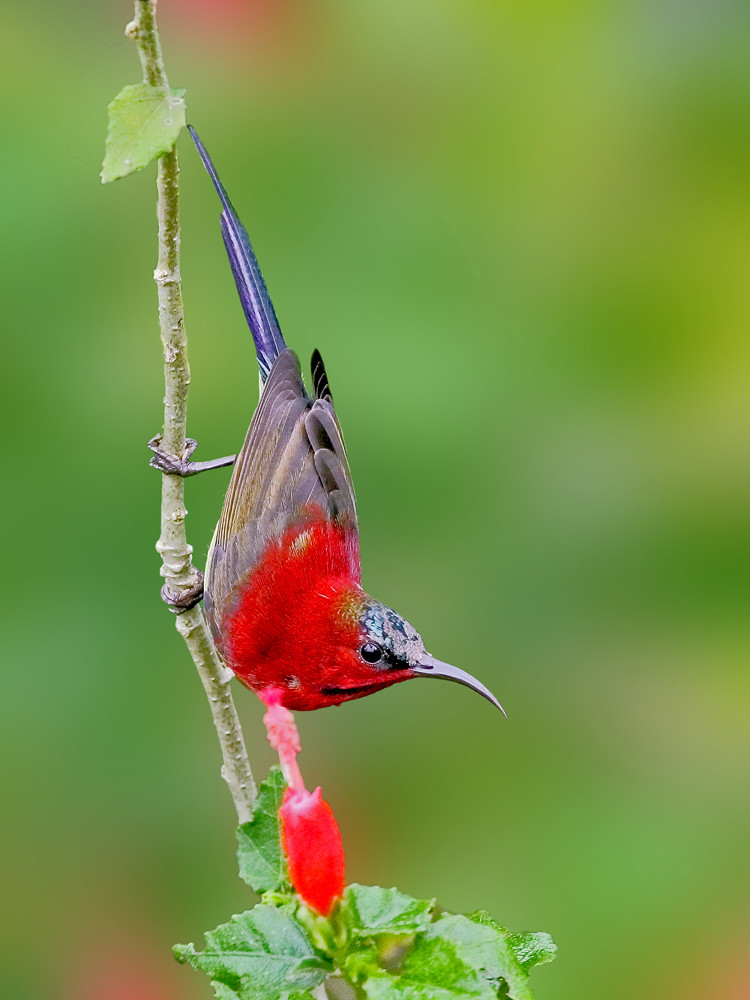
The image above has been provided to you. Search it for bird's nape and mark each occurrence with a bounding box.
[411,655,506,715]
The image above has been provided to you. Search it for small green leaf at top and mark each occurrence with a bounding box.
[237,767,290,895]
[174,904,328,1000]
[101,83,186,182]
[339,884,435,940]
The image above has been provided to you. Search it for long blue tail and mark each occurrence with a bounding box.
[189,126,287,381]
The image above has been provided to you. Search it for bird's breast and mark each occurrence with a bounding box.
[216,514,363,701]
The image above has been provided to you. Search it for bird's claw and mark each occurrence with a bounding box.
[148,435,199,475]
[148,435,236,476]
[161,571,204,613]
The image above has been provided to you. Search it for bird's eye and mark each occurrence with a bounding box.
[360,641,383,664]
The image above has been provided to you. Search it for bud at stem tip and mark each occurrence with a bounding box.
[279,787,345,916]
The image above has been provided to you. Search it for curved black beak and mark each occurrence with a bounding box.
[412,655,507,716]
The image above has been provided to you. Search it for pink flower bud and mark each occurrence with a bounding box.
[279,786,345,916]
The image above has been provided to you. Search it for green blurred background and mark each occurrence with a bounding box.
[2,1,749,997]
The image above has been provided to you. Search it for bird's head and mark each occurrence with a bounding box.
[315,590,505,714]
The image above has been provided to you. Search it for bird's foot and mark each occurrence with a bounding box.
[160,571,204,613]
[148,435,236,476]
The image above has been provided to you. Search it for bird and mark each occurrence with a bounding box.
[170,126,505,715]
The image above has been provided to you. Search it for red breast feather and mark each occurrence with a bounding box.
[221,510,374,709]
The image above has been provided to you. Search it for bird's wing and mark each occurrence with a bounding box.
[205,348,358,621]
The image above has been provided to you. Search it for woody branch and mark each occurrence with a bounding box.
[127,0,256,822]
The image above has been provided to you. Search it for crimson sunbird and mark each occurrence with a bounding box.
[154,127,504,715]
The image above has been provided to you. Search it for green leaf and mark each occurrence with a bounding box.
[340,884,435,940]
[506,932,557,974]
[211,983,240,1000]
[362,935,495,1000]
[338,891,555,999]
[210,988,317,1000]
[101,83,186,182]
[460,913,555,1000]
[174,904,328,1000]
[237,767,290,895]
[342,946,382,985]
[422,916,529,999]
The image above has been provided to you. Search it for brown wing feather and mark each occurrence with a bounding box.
[306,404,356,523]
[204,349,358,631]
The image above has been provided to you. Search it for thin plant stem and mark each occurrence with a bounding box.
[126,0,256,821]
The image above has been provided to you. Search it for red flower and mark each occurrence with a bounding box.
[279,786,345,916]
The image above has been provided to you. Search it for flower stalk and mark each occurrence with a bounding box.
[261,691,346,916]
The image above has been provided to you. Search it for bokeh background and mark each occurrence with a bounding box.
[2,1,749,997]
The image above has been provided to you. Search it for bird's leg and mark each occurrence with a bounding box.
[148,434,237,477]
[260,689,306,793]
